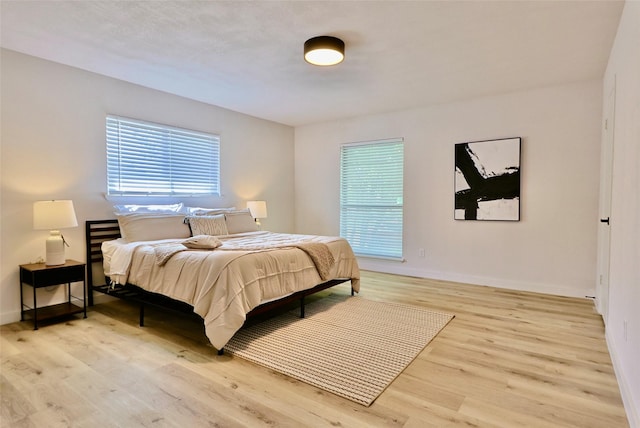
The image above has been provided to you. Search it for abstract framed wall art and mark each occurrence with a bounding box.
[454,137,521,221]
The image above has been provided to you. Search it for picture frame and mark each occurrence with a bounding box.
[454,137,521,221]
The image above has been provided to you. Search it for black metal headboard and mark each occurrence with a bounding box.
[85,219,120,305]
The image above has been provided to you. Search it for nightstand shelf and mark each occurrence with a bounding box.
[20,260,86,329]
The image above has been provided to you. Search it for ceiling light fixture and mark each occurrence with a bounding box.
[304,36,345,66]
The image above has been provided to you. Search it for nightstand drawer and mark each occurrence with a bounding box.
[20,263,85,287]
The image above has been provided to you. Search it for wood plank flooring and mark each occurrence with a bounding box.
[1,271,629,427]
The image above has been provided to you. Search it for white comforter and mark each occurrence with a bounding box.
[102,231,360,349]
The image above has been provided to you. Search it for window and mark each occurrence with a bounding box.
[340,139,404,259]
[106,115,220,196]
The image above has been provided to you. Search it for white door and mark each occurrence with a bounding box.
[596,82,616,323]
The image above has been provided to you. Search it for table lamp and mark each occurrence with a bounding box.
[33,200,78,265]
[246,200,267,228]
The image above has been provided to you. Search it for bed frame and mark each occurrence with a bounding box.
[85,219,353,353]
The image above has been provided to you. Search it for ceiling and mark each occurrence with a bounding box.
[0,1,624,127]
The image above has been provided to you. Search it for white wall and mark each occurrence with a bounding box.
[601,1,640,425]
[0,49,295,324]
[295,80,602,299]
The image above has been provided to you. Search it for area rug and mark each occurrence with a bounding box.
[224,294,454,406]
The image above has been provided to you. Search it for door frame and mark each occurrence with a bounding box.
[596,79,616,323]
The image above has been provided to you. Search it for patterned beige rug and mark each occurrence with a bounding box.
[224,294,454,406]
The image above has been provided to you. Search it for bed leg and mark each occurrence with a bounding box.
[300,296,305,318]
[351,286,355,296]
[139,303,145,327]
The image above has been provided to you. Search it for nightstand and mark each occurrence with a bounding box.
[20,259,86,330]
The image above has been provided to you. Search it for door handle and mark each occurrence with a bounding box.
[600,218,610,225]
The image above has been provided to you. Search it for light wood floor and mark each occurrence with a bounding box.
[1,271,628,427]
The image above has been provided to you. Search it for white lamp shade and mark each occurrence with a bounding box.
[33,200,78,230]
[247,201,268,219]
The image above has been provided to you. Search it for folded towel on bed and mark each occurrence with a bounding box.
[293,242,335,281]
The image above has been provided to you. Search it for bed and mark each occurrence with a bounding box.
[85,210,360,352]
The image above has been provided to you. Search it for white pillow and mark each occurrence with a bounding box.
[225,209,259,234]
[183,206,236,215]
[187,214,229,236]
[113,203,184,213]
[116,213,190,242]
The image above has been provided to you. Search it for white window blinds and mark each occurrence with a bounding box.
[106,116,220,196]
[340,139,404,259]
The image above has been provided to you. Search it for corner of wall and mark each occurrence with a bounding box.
[606,329,640,428]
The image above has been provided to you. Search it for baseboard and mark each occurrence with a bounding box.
[0,309,22,325]
[606,329,639,428]
[356,259,593,299]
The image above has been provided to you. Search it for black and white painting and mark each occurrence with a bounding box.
[455,137,521,221]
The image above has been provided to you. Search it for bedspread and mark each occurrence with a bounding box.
[102,232,360,349]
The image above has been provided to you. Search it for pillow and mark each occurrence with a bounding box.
[225,209,259,234]
[182,235,222,250]
[116,213,190,242]
[183,206,236,215]
[186,214,229,236]
[114,203,184,213]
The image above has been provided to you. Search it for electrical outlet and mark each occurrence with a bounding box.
[418,248,425,258]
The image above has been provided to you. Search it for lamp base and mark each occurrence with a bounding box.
[45,230,66,266]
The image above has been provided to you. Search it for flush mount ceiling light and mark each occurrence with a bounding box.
[304,36,345,66]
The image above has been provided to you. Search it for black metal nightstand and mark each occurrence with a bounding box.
[19,260,86,329]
